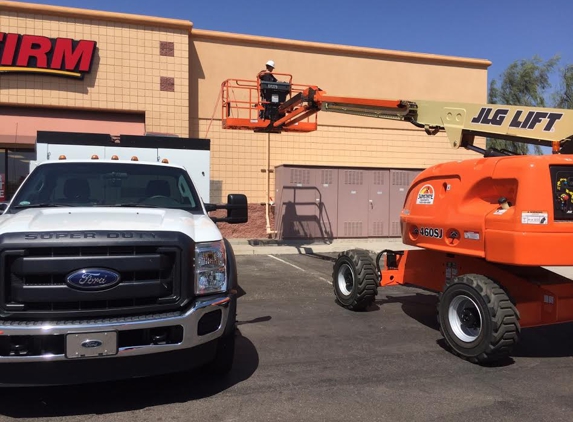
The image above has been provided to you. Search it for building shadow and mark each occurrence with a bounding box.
[189,41,206,139]
[0,329,258,418]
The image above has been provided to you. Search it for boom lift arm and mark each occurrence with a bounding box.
[276,87,573,153]
[221,75,573,153]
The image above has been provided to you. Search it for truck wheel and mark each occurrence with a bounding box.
[210,329,235,375]
[332,249,378,311]
[437,274,520,363]
[208,294,237,376]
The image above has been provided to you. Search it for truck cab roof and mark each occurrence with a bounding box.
[36,158,187,171]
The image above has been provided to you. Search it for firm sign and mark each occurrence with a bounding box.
[0,33,97,79]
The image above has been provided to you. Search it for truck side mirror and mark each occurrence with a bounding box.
[205,194,248,224]
[225,194,248,224]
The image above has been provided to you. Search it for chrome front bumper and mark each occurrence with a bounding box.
[0,294,232,363]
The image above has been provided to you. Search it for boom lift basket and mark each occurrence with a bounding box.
[221,73,318,133]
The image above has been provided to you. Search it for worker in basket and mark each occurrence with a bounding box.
[258,60,277,83]
[258,60,286,121]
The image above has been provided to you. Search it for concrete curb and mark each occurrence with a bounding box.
[227,238,419,256]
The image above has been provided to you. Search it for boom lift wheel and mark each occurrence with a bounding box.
[437,274,520,363]
[332,249,378,311]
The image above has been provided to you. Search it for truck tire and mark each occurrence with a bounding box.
[332,249,378,311]
[207,292,237,376]
[437,274,520,363]
[210,329,235,375]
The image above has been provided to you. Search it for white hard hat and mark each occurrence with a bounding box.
[266,60,275,68]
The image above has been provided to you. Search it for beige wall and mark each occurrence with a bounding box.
[0,2,190,138]
[190,30,490,203]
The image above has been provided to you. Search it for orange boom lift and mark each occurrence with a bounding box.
[221,74,573,363]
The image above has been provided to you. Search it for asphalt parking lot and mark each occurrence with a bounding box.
[2,253,573,422]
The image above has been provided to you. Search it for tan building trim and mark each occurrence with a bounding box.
[192,29,491,68]
[0,1,193,30]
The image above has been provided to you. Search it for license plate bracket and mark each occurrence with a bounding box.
[65,331,118,359]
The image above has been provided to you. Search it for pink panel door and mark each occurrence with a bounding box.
[337,169,368,238]
[367,170,390,237]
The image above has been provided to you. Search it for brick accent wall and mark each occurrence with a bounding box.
[160,76,175,92]
[159,41,175,57]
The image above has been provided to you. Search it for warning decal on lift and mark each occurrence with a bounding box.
[416,184,435,205]
[464,231,480,240]
[521,211,548,225]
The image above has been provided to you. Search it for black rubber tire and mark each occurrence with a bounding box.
[209,329,236,375]
[437,273,520,363]
[332,249,378,311]
[207,294,237,376]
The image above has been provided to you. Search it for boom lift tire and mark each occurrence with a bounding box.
[333,249,378,311]
[437,274,520,363]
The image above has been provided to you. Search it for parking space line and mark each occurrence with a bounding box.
[267,254,305,271]
[267,255,332,285]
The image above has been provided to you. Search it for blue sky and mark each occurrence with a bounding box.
[15,0,573,92]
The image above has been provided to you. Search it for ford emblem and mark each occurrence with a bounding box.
[66,268,121,290]
[82,340,103,348]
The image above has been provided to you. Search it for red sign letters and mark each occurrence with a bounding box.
[0,33,97,79]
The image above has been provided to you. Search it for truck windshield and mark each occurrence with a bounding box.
[7,162,203,213]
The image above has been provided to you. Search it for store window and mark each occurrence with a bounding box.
[6,149,36,200]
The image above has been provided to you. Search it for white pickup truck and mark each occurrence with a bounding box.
[0,156,247,385]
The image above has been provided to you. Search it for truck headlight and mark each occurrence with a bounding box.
[195,241,227,295]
